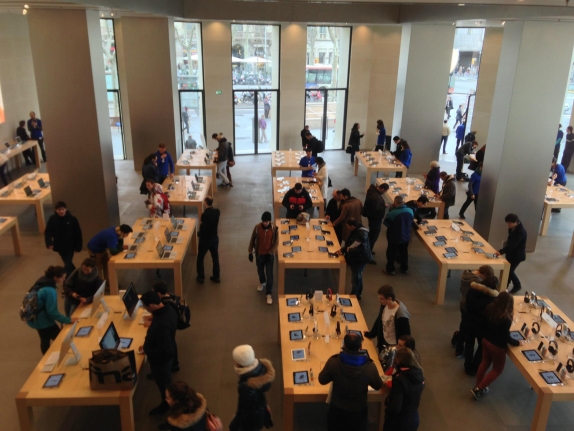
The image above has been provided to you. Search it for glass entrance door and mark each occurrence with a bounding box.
[233,90,277,154]
[107,90,125,160]
[305,89,347,150]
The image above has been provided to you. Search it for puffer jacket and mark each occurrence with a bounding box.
[440,175,456,206]
[499,221,527,264]
[167,393,207,431]
[229,359,275,431]
[282,188,312,219]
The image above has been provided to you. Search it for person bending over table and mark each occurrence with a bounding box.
[87,224,132,285]
[63,258,102,317]
[281,182,312,219]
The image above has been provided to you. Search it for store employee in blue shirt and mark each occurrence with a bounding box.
[155,143,175,184]
[299,148,316,178]
[549,157,567,186]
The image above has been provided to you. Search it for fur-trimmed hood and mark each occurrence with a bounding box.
[470,281,499,297]
[167,393,207,429]
[241,358,276,390]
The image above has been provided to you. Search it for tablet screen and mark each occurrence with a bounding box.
[485,253,498,259]
[472,241,485,247]
[76,326,93,337]
[315,235,325,241]
[289,225,297,230]
[321,230,331,235]
[552,315,566,324]
[462,230,474,236]
[445,247,457,254]
[473,248,485,254]
[281,230,289,234]
[509,331,525,341]
[293,371,309,385]
[291,349,306,360]
[286,298,299,307]
[288,313,302,322]
[435,236,447,241]
[433,241,446,247]
[134,237,145,244]
[342,312,357,322]
[328,253,339,258]
[339,298,352,307]
[283,253,294,258]
[170,231,179,237]
[281,219,289,224]
[290,235,300,241]
[427,226,437,231]
[318,247,328,253]
[124,253,136,259]
[443,252,457,259]
[522,350,543,362]
[163,245,174,251]
[461,236,472,242]
[292,246,302,253]
[119,338,133,349]
[419,220,428,225]
[539,371,562,385]
[283,241,292,246]
[347,329,363,339]
[43,374,65,388]
[326,241,334,246]
[313,225,321,231]
[319,220,328,225]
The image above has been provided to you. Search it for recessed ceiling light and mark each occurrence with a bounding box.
[111,13,114,16]
[502,21,506,25]
[24,4,29,8]
[22,9,27,15]
[458,3,465,5]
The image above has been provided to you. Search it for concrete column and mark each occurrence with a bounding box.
[366,25,402,148]
[346,26,373,147]
[474,21,574,251]
[27,9,119,241]
[112,20,134,160]
[202,22,233,151]
[471,27,504,144]
[121,17,180,170]
[0,14,39,144]
[392,24,455,172]
[279,24,306,151]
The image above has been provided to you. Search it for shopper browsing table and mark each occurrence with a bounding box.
[281,182,312,219]
[63,258,102,317]
[155,143,175,184]
[338,218,371,300]
[27,111,46,162]
[87,224,132,285]
[494,214,526,294]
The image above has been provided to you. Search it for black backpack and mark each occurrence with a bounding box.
[315,140,325,153]
[165,294,191,330]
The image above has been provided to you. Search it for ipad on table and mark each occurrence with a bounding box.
[293,371,309,385]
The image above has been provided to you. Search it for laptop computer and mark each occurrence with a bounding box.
[24,185,41,197]
[164,227,183,244]
[156,241,177,260]
[38,178,50,188]
[171,215,187,230]
[194,173,204,183]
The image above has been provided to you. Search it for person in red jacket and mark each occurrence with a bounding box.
[281,182,312,218]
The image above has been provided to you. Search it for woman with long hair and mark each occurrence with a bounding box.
[164,381,208,430]
[383,347,425,431]
[348,123,364,164]
[375,119,386,151]
[140,153,159,194]
[472,292,523,400]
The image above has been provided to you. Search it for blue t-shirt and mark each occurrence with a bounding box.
[377,127,386,147]
[155,150,174,177]
[87,227,119,253]
[470,171,481,196]
[552,164,567,185]
[557,130,564,143]
[456,124,466,140]
[299,156,316,177]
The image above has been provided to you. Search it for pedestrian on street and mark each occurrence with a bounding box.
[259,115,268,143]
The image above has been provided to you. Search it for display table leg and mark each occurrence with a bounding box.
[435,264,449,305]
[540,204,551,236]
[437,202,445,219]
[119,391,135,431]
[34,144,41,169]
[365,169,371,192]
[530,389,553,431]
[569,230,574,258]
[12,223,22,256]
[339,261,347,294]
[354,157,359,176]
[274,202,281,221]
[499,262,510,292]
[174,264,183,297]
[191,226,198,255]
[211,167,217,194]
[35,202,46,233]
[278,262,286,294]
[108,262,119,295]
[319,204,325,218]
[283,391,295,431]
[15,393,34,431]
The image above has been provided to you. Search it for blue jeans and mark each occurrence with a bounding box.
[256,254,274,294]
[350,264,366,298]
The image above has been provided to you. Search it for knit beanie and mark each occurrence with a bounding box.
[232,345,256,367]
[261,211,272,222]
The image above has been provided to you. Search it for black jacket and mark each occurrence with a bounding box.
[282,188,312,219]
[365,303,411,351]
[229,359,275,431]
[141,161,159,194]
[499,221,527,263]
[167,393,208,431]
[63,266,103,306]
[456,141,474,157]
[198,207,220,241]
[482,317,520,350]
[318,351,383,411]
[301,129,308,147]
[326,198,342,221]
[466,281,499,331]
[405,200,423,228]
[305,137,321,157]
[44,211,83,253]
[465,132,476,143]
[348,128,363,149]
[364,185,386,220]
[384,367,425,431]
[17,126,30,142]
[143,304,178,365]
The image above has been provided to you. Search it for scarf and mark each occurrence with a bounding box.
[234,359,259,376]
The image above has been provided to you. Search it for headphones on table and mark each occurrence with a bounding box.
[566,359,574,374]
[327,288,333,302]
[330,305,337,318]
[548,340,559,357]
[556,324,564,339]
[524,291,530,304]
[532,322,540,335]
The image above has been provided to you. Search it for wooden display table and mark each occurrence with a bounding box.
[539,185,574,236]
[0,173,52,233]
[569,230,574,258]
[174,149,217,194]
[273,177,324,220]
[162,175,213,220]
[108,217,197,297]
[3,140,41,170]
[271,150,307,177]
[509,296,574,431]
[15,296,147,431]
[0,216,22,256]
[414,220,510,305]
[376,177,445,219]
[354,151,407,192]
[278,294,384,431]
[276,218,346,294]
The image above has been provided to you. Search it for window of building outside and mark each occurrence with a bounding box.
[305,26,351,150]
[100,19,125,160]
[557,55,574,163]
[443,27,485,157]
[175,22,205,151]
[231,24,280,155]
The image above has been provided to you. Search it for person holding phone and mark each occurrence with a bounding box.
[471,292,524,400]
[26,266,77,354]
[282,182,312,219]
[63,258,102,317]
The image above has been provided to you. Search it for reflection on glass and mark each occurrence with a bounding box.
[107,91,123,160]
[180,92,204,150]
[174,22,203,90]
[231,24,279,92]
[558,55,574,162]
[100,19,119,91]
[234,91,277,154]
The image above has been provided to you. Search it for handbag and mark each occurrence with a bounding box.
[89,349,137,390]
[345,145,353,154]
[205,411,223,431]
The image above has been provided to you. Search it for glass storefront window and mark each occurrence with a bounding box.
[306,26,351,150]
[174,22,203,90]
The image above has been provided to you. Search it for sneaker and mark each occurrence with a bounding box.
[508,285,522,294]
[257,283,266,292]
[149,401,169,416]
[210,276,221,283]
[459,214,466,219]
[471,387,482,400]
[383,268,396,276]
[483,387,489,394]
[196,276,205,284]
[455,351,464,359]
[266,294,273,305]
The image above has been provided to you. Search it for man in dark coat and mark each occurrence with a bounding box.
[326,189,343,241]
[196,196,221,283]
[495,214,527,294]
[363,182,389,261]
[383,196,414,275]
[300,125,310,148]
[44,201,83,276]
